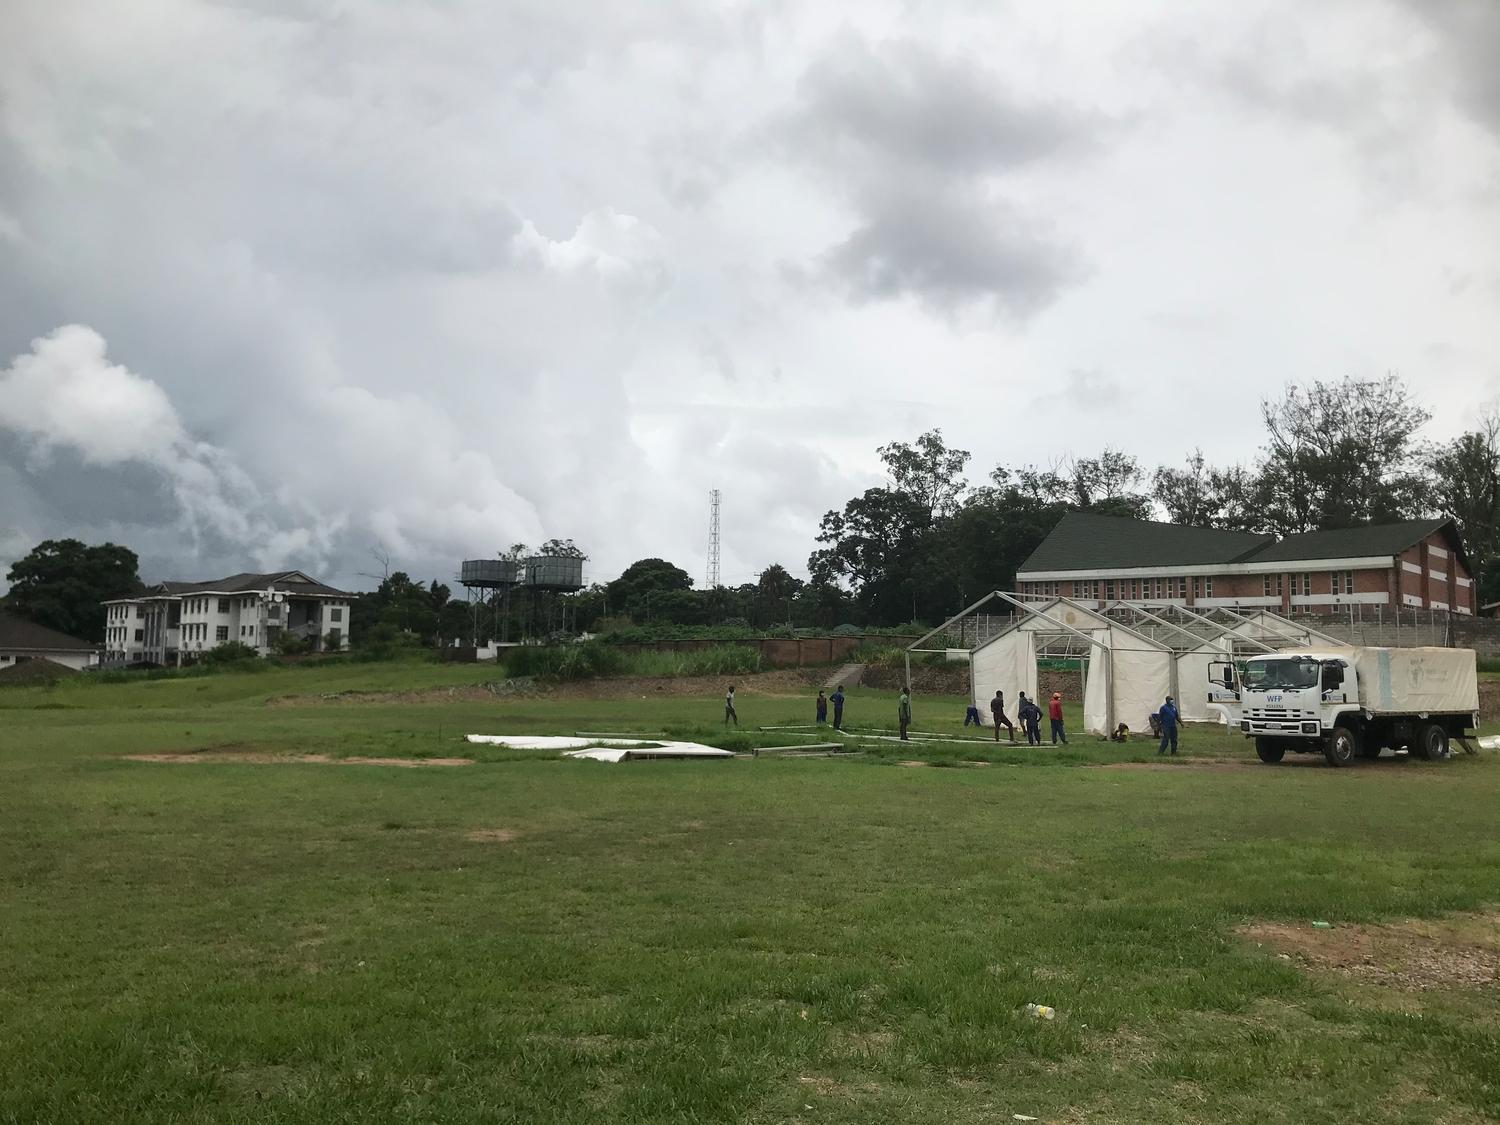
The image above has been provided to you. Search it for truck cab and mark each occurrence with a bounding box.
[1210,649,1475,767]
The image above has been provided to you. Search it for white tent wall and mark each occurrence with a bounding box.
[1105,624,1174,733]
[1175,641,1233,722]
[970,629,1038,720]
[1083,647,1109,734]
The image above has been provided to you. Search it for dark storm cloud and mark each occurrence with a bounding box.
[781,35,1100,315]
[0,435,176,526]
[1401,0,1500,139]
[819,184,1085,317]
[788,37,1098,175]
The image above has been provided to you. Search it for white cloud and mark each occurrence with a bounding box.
[513,207,669,291]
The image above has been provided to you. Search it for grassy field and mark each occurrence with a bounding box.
[3,661,1499,1123]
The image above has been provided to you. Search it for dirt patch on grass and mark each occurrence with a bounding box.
[124,751,472,768]
[1239,914,1500,990]
[895,760,929,768]
[465,828,521,843]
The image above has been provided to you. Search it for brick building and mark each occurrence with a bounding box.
[1016,513,1476,615]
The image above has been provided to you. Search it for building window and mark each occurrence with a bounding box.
[1204,577,1214,598]
[330,607,343,622]
[1298,573,1311,597]
[1104,580,1116,601]
[136,607,143,619]
[1342,571,1354,594]
[1176,577,1187,599]
[218,598,230,613]
[1192,577,1201,599]
[216,626,228,641]
[134,629,144,642]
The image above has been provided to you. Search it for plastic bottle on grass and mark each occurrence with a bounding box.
[1025,1003,1055,1020]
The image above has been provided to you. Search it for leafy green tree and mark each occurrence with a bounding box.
[1257,375,1432,533]
[753,564,802,628]
[876,429,971,520]
[1429,412,1500,604]
[3,539,141,642]
[606,558,693,612]
[537,538,587,559]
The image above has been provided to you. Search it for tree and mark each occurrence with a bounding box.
[877,429,971,521]
[1152,451,1217,526]
[1429,411,1500,604]
[537,538,587,559]
[1152,452,1268,532]
[809,486,932,625]
[606,558,694,618]
[3,539,141,642]
[1257,375,1432,534]
[753,564,803,627]
[1059,448,1151,518]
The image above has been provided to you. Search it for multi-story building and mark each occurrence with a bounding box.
[1016,513,1476,615]
[103,570,353,665]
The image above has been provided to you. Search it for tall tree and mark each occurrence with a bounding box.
[1257,375,1432,533]
[606,558,694,620]
[537,538,587,559]
[1429,411,1500,604]
[877,429,972,521]
[753,563,803,627]
[3,539,141,642]
[1152,451,1217,526]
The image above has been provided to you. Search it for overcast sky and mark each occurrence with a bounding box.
[2,0,1497,593]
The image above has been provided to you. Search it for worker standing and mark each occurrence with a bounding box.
[1048,692,1069,744]
[725,685,738,727]
[830,685,845,731]
[1157,695,1181,755]
[990,689,1016,742]
[898,686,912,742]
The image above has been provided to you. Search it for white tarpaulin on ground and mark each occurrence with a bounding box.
[465,734,733,762]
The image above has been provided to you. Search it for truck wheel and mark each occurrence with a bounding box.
[1323,726,1359,767]
[1255,737,1285,764]
[1413,723,1451,762]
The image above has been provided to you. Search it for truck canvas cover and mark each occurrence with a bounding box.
[1335,647,1479,715]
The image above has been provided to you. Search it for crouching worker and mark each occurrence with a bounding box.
[964,703,982,727]
[1110,723,1130,743]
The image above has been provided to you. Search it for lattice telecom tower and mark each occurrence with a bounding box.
[706,489,722,588]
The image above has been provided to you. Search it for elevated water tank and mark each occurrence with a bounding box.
[525,555,584,591]
[460,559,521,588]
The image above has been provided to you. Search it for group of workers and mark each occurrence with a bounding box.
[729,683,1184,753]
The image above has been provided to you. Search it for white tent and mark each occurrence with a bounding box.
[966,598,1173,736]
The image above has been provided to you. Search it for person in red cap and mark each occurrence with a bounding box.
[1047,692,1068,744]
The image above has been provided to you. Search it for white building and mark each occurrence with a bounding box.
[0,611,100,671]
[103,570,353,665]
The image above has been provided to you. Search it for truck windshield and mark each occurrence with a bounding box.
[1242,658,1321,691]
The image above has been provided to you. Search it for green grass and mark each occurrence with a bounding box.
[2,661,1499,1123]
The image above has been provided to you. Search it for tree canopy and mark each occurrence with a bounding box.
[3,539,142,642]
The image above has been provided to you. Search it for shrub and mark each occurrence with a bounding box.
[201,642,260,667]
[503,642,625,681]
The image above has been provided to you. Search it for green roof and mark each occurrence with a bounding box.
[1018,513,1470,576]
[1016,512,1272,574]
[1247,519,1460,565]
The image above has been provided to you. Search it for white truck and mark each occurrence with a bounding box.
[1209,646,1480,767]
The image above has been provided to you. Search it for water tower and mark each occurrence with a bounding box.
[459,558,523,645]
[523,555,585,636]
